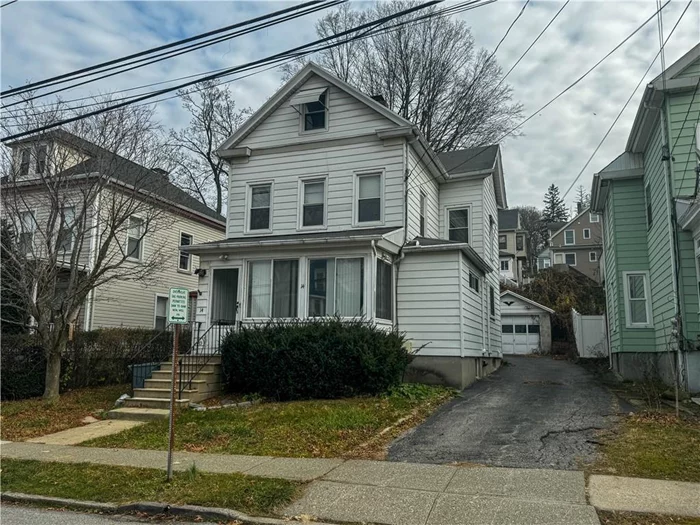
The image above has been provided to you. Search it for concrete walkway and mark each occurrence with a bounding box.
[2,442,698,524]
[26,420,144,445]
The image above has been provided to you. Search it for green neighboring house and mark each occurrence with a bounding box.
[591,44,700,393]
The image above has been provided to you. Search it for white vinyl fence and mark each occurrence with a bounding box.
[572,308,608,358]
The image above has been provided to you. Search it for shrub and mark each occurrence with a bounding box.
[220,319,412,401]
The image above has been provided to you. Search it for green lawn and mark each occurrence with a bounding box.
[598,510,700,525]
[1,384,127,441]
[592,412,700,483]
[1,459,301,516]
[84,385,455,458]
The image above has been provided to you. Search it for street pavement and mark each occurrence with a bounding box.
[2,505,191,525]
[389,356,623,469]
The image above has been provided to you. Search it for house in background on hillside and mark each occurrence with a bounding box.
[547,205,603,282]
[498,208,527,286]
[2,130,226,331]
[591,44,700,393]
[184,62,508,389]
[536,220,567,271]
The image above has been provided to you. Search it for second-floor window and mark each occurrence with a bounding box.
[499,234,507,250]
[19,149,30,176]
[516,234,524,251]
[589,212,600,223]
[249,183,272,232]
[448,208,469,243]
[127,216,144,260]
[58,206,75,253]
[356,173,382,224]
[500,260,510,271]
[564,230,575,245]
[179,233,193,272]
[490,287,495,317]
[36,145,47,174]
[583,228,591,240]
[419,192,426,237]
[301,179,325,228]
[19,211,35,253]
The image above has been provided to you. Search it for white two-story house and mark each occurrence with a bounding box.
[185,63,507,389]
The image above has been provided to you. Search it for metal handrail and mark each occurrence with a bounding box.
[177,322,225,399]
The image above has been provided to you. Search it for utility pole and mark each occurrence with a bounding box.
[166,323,180,481]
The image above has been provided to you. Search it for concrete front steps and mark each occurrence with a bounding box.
[107,355,223,421]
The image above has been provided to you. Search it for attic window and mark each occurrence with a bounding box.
[289,87,328,132]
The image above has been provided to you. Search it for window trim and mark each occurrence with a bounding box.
[589,212,600,223]
[622,271,653,328]
[297,175,328,230]
[18,147,31,176]
[583,228,591,240]
[58,206,76,254]
[543,259,551,268]
[299,88,329,134]
[19,210,36,254]
[489,286,495,318]
[468,271,480,293]
[375,258,393,321]
[554,252,577,266]
[245,180,274,234]
[446,205,470,244]
[499,234,507,250]
[589,251,597,262]
[126,215,145,262]
[564,229,575,246]
[500,259,510,271]
[245,257,300,320]
[153,293,169,330]
[353,170,385,227]
[645,184,653,230]
[419,191,426,237]
[516,234,524,251]
[178,231,193,273]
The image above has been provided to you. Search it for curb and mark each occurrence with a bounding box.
[1,492,339,525]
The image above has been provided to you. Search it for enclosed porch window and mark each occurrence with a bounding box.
[247,259,299,318]
[308,257,364,317]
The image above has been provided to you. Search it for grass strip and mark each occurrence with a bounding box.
[1,458,302,516]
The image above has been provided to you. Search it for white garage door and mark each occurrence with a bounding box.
[501,315,541,355]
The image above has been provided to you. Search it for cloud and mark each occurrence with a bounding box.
[2,0,698,212]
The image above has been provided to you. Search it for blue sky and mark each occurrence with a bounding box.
[2,0,699,210]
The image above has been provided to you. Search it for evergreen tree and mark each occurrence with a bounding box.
[542,184,568,223]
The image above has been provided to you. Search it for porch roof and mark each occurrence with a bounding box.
[404,237,493,274]
[184,227,401,253]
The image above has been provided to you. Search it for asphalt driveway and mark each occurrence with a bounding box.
[388,356,622,469]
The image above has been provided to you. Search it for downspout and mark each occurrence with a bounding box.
[600,212,613,370]
[84,191,101,331]
[458,252,465,359]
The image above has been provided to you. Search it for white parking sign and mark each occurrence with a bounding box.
[168,287,189,324]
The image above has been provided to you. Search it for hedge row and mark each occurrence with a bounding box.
[221,319,413,401]
[1,328,185,400]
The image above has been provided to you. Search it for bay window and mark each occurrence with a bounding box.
[376,259,392,321]
[247,259,298,318]
[308,257,364,317]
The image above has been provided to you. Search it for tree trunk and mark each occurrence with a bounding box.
[43,350,62,401]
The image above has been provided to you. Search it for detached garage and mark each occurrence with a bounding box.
[500,290,554,355]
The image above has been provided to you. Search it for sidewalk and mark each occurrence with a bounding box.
[2,441,698,524]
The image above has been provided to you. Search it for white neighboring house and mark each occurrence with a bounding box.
[500,290,554,355]
[185,63,507,389]
[499,251,517,286]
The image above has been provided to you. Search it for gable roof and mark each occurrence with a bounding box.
[500,290,555,314]
[549,208,590,240]
[498,209,520,230]
[8,130,225,226]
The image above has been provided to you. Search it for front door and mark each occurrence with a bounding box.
[206,267,240,354]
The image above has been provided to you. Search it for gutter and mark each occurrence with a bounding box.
[402,243,494,274]
[183,233,396,254]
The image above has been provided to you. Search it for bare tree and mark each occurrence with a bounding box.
[168,81,251,214]
[574,184,590,212]
[1,97,176,400]
[515,206,546,274]
[282,1,522,152]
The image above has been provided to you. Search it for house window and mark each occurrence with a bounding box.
[376,259,392,321]
[448,208,469,243]
[247,259,299,318]
[469,272,479,292]
[564,230,575,245]
[155,296,168,330]
[624,272,652,327]
[490,287,495,317]
[589,212,600,223]
[19,211,35,253]
[528,324,540,334]
[565,253,576,265]
[502,324,513,333]
[583,228,591,240]
[303,91,327,131]
[36,145,47,175]
[499,234,507,250]
[419,192,426,237]
[645,184,653,229]
[179,233,193,272]
[543,259,551,268]
[589,251,598,262]
[356,173,381,224]
[308,257,364,317]
[500,260,510,271]
[249,184,272,231]
[301,179,325,227]
[127,216,144,260]
[19,148,30,176]
[516,234,524,251]
[58,206,75,252]
[554,253,563,264]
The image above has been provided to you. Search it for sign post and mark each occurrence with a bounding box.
[166,287,188,482]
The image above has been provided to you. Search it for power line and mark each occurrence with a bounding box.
[406,0,672,195]
[0,0,19,8]
[1,0,332,98]
[2,0,494,120]
[2,0,446,142]
[561,0,693,201]
[2,0,344,106]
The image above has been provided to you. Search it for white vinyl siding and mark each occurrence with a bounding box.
[439,177,483,252]
[461,253,488,357]
[406,147,439,239]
